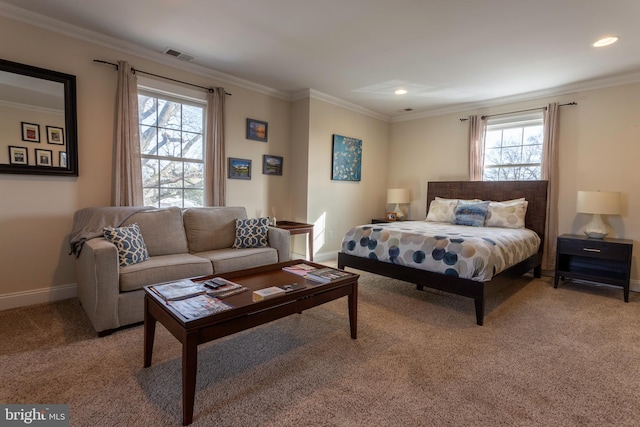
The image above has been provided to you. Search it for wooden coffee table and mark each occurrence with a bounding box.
[143,260,359,426]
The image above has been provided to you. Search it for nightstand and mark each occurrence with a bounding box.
[371,218,391,224]
[554,234,633,302]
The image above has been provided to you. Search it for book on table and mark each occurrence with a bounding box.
[282,263,317,277]
[278,283,306,292]
[305,267,353,284]
[252,286,286,302]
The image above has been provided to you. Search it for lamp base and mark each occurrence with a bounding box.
[583,214,609,239]
[393,203,405,220]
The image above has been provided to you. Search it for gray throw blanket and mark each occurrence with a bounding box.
[69,206,153,256]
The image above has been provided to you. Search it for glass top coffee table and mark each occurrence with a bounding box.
[143,260,358,425]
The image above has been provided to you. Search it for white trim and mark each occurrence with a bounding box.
[297,89,390,122]
[0,283,77,311]
[0,99,64,115]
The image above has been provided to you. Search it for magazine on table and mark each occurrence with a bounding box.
[282,263,317,277]
[201,277,249,298]
[150,279,206,301]
[305,267,353,283]
[169,294,232,319]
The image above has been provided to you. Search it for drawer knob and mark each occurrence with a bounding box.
[583,248,601,253]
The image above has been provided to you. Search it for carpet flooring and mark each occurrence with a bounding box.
[1,269,639,426]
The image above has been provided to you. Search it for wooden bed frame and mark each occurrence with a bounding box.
[337,180,549,325]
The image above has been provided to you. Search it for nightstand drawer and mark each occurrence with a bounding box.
[557,238,631,260]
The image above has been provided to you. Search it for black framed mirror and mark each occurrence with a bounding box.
[0,59,78,176]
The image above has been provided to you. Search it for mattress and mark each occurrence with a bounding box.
[340,221,541,282]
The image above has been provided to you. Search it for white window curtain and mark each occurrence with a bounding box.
[113,60,143,206]
[467,115,485,181]
[541,102,560,270]
[204,88,227,206]
[468,104,560,271]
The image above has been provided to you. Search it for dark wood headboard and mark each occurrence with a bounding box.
[426,180,548,247]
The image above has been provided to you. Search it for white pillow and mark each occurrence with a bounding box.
[426,197,480,223]
[485,198,528,229]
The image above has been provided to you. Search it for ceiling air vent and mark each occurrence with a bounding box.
[162,48,195,62]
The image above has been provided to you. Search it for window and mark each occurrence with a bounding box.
[483,113,544,181]
[138,90,205,208]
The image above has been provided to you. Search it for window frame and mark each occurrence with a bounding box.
[482,112,544,182]
[137,80,207,208]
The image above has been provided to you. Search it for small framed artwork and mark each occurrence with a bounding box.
[46,126,65,145]
[331,134,362,181]
[385,212,398,221]
[59,151,67,168]
[228,157,252,180]
[8,146,28,165]
[21,122,40,143]
[246,118,268,142]
[263,155,283,175]
[35,149,53,166]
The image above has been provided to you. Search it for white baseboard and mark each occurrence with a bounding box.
[0,283,77,311]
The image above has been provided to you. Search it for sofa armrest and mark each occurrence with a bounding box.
[76,237,121,333]
[268,226,290,262]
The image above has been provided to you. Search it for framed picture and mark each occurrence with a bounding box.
[246,118,268,142]
[21,122,40,143]
[228,157,252,180]
[35,149,53,166]
[385,212,398,221]
[59,151,67,168]
[331,134,362,181]
[262,155,283,175]
[46,126,65,145]
[8,146,28,165]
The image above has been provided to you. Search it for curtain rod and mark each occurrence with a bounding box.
[459,102,577,121]
[93,59,232,96]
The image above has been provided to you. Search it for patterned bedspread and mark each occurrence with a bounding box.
[340,221,541,282]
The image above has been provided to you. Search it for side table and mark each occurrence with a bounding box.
[554,234,633,302]
[273,221,314,261]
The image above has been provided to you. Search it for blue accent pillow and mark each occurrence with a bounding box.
[454,201,490,227]
[232,217,270,248]
[103,223,149,267]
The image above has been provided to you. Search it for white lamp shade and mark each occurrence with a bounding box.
[387,188,410,204]
[576,191,621,215]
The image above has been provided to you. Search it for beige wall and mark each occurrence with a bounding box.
[390,83,640,283]
[306,98,389,259]
[0,16,291,307]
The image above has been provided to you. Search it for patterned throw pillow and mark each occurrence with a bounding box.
[426,197,481,223]
[454,201,490,227]
[485,198,528,229]
[232,217,270,249]
[103,223,149,267]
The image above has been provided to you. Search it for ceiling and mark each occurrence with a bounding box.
[2,0,639,120]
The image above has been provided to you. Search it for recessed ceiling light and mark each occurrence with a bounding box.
[593,36,619,47]
[394,89,408,95]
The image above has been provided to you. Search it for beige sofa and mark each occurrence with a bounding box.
[76,206,290,335]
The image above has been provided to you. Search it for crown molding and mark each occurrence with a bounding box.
[390,71,640,122]
[294,89,390,122]
[0,2,290,101]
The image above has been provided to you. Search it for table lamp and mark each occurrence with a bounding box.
[576,190,621,239]
[387,188,410,220]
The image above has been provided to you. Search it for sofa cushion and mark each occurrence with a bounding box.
[103,224,149,267]
[183,207,248,252]
[194,247,278,274]
[123,207,188,256]
[232,217,270,248]
[119,253,213,292]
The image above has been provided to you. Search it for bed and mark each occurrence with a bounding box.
[337,180,548,325]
